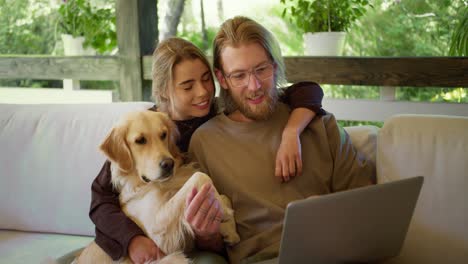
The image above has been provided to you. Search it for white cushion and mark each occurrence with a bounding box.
[0,102,153,236]
[344,125,379,165]
[377,114,468,264]
[0,230,93,264]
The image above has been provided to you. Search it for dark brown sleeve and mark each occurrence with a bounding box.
[279,81,326,115]
[89,161,146,260]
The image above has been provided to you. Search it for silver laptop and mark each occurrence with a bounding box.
[255,176,424,264]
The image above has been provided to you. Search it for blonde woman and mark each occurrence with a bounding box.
[90,37,324,264]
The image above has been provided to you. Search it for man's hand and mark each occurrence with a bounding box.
[275,129,303,182]
[185,183,224,250]
[128,235,165,264]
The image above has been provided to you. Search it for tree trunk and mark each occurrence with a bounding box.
[217,0,224,23]
[160,0,186,41]
[200,0,208,51]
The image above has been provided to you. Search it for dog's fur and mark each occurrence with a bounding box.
[76,111,239,264]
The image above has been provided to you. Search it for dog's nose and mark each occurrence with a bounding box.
[160,158,174,172]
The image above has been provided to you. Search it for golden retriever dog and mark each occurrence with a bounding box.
[76,110,240,264]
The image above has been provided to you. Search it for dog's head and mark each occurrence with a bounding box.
[100,111,181,184]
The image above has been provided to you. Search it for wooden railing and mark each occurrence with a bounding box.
[0,0,467,121]
[150,56,468,121]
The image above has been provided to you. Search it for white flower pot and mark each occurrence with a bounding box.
[61,34,95,56]
[61,34,95,90]
[304,32,346,56]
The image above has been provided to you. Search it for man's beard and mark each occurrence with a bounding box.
[222,86,278,121]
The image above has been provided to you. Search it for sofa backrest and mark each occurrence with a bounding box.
[343,125,378,166]
[0,102,153,236]
[377,114,468,264]
[0,103,379,238]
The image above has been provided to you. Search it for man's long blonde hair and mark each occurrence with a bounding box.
[213,16,287,114]
[152,37,213,115]
[213,16,287,88]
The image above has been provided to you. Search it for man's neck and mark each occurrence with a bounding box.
[227,111,255,123]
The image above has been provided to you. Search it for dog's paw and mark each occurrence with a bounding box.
[218,194,240,245]
[219,195,235,218]
[222,228,241,246]
[191,172,212,186]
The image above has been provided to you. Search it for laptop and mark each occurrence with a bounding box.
[255,176,424,264]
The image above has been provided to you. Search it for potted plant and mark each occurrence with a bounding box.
[281,0,372,56]
[57,0,116,55]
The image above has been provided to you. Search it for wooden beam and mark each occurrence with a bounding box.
[0,56,119,80]
[116,0,157,101]
[3,55,466,88]
[143,56,468,87]
[285,57,468,87]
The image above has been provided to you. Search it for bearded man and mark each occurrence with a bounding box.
[188,16,376,264]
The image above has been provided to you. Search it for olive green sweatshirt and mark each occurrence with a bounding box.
[189,103,375,264]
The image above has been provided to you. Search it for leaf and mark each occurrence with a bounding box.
[449,9,468,56]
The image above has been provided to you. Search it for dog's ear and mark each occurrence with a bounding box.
[100,125,134,173]
[161,113,181,159]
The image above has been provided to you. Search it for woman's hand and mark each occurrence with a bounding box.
[276,107,316,182]
[275,129,302,182]
[128,235,165,264]
[185,183,223,240]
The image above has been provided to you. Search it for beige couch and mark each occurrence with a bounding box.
[0,103,466,263]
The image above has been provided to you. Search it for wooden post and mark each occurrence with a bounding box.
[116,0,157,101]
[380,86,396,101]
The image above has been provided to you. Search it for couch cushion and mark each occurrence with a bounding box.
[377,114,468,264]
[0,102,153,236]
[344,125,379,165]
[0,230,93,264]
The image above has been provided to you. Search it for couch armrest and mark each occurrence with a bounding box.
[377,114,468,264]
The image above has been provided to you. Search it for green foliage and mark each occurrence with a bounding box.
[0,0,56,54]
[338,120,383,127]
[330,0,467,108]
[266,5,306,56]
[323,84,380,99]
[449,7,468,56]
[177,2,217,56]
[57,0,116,53]
[397,87,467,103]
[178,26,217,55]
[344,0,464,56]
[280,0,373,33]
[0,0,57,88]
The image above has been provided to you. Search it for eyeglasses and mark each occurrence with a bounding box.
[224,62,275,88]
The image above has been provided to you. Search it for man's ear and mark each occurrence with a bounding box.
[215,69,228,90]
[159,89,169,100]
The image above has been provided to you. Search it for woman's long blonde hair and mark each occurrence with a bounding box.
[152,37,213,115]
